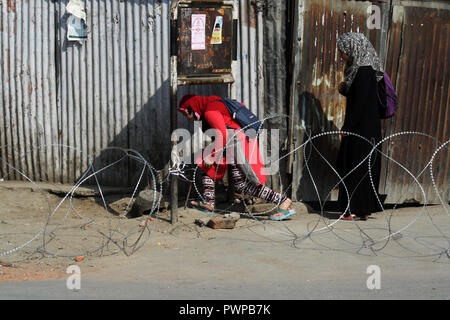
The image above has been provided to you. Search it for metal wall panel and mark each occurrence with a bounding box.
[262,0,290,193]
[0,0,59,183]
[382,1,450,204]
[0,0,268,188]
[56,0,174,186]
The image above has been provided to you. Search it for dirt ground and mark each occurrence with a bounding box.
[1,179,449,300]
[0,181,302,282]
[1,179,449,287]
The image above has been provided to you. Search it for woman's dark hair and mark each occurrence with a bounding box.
[187,106,194,116]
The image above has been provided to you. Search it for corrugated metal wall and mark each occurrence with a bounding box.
[382,1,450,204]
[0,0,269,187]
[0,0,60,183]
[2,0,448,203]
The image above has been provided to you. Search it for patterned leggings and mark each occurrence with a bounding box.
[201,164,287,206]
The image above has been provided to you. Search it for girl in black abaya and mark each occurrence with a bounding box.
[336,32,384,221]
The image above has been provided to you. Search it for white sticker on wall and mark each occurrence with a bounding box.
[67,15,88,41]
[191,14,206,50]
[211,16,223,45]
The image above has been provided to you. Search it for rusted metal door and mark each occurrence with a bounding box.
[381,1,450,204]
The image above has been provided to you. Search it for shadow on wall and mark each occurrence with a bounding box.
[74,80,230,207]
[296,91,342,203]
[71,79,171,187]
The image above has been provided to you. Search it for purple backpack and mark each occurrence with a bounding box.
[377,72,398,119]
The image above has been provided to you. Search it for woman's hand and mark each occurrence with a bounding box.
[203,157,215,168]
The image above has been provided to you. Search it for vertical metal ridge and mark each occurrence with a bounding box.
[0,0,5,177]
[416,18,439,198]
[239,0,249,107]
[248,0,257,116]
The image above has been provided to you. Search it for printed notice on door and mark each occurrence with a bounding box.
[211,16,223,45]
[191,14,206,50]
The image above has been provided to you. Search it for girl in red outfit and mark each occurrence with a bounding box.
[178,95,295,221]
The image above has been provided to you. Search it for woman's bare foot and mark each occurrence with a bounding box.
[279,198,292,210]
[269,198,293,220]
[190,200,214,212]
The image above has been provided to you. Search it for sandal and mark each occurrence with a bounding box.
[269,208,296,221]
[188,200,214,214]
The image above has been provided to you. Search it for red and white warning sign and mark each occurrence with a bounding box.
[191,14,206,50]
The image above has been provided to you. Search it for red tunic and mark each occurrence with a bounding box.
[178,95,267,184]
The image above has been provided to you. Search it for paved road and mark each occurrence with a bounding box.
[1,206,449,300]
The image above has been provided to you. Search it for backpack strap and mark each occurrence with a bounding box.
[206,98,239,121]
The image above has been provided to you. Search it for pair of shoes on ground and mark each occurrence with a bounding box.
[189,200,296,221]
[341,214,369,221]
